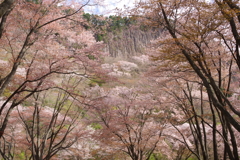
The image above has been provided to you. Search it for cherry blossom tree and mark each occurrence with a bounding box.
[0,0,111,159]
[133,0,240,159]
[84,85,169,160]
[0,84,88,159]
[0,0,108,139]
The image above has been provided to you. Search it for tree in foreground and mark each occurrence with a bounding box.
[133,0,240,159]
[0,83,91,160]
[84,85,170,160]
[0,0,108,158]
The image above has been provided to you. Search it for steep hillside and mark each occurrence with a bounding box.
[105,27,162,57]
[82,14,162,57]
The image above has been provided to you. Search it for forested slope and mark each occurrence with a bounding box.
[82,14,163,57]
[0,0,240,159]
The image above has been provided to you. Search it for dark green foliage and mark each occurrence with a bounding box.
[87,54,96,60]
[83,13,91,21]
[82,13,137,42]
[91,17,106,26]
[83,13,106,27]
[95,33,106,42]
[108,15,135,31]
[83,24,90,30]
[26,0,41,4]
[88,77,105,87]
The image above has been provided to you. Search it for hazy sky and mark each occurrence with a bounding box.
[84,0,216,15]
[84,0,137,15]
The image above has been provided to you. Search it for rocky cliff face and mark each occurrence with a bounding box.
[105,27,162,57]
